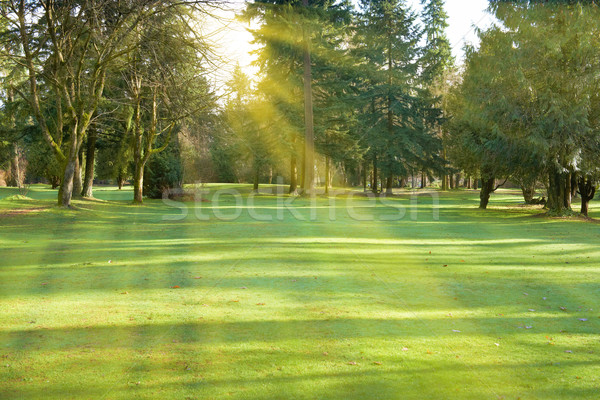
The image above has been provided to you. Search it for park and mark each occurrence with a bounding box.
[1,0,600,399]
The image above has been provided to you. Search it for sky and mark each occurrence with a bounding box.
[208,0,496,86]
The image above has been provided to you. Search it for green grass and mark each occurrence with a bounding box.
[1,184,599,399]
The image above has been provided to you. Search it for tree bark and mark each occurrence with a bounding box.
[385,176,393,195]
[479,177,495,209]
[570,172,578,199]
[133,162,144,204]
[253,166,259,192]
[578,176,596,217]
[449,173,454,189]
[362,162,367,192]
[8,143,21,188]
[325,156,331,195]
[117,171,125,190]
[82,129,97,198]
[372,157,378,194]
[521,184,536,204]
[466,175,472,189]
[289,152,298,194]
[59,158,76,207]
[420,172,426,189]
[547,169,571,213]
[72,143,84,198]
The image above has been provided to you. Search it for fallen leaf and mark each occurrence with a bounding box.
[565,350,572,353]
[426,350,433,354]
[523,292,529,296]
[230,300,239,303]
[347,361,357,365]
[373,361,382,365]
[256,303,265,306]
[402,347,409,351]
[560,307,567,312]
[443,264,448,267]
[528,309,535,312]
[240,287,247,289]
[193,277,202,279]
[452,330,461,333]
[171,285,180,289]
[322,352,328,356]
[121,291,128,295]
[108,260,112,264]
[41,283,48,286]
[494,343,500,346]
[460,260,465,262]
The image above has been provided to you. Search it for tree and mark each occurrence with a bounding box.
[1,0,219,207]
[454,1,600,212]
[353,0,443,195]
[420,0,453,190]
[121,4,215,203]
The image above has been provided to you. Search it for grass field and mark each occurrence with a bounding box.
[0,184,599,399]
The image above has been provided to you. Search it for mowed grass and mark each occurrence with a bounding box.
[0,184,599,400]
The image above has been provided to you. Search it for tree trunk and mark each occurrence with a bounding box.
[133,162,144,204]
[117,172,125,190]
[473,178,478,190]
[82,129,97,198]
[521,184,536,204]
[420,172,426,189]
[570,172,578,199]
[325,156,331,195]
[441,147,448,191]
[362,162,367,192]
[49,175,60,189]
[57,129,80,207]
[449,173,454,189]
[289,153,298,194]
[385,176,393,195]
[302,0,314,194]
[479,177,495,209]
[578,176,596,217]
[7,143,21,188]
[59,158,77,207]
[466,175,472,189]
[253,166,259,192]
[565,175,572,209]
[72,146,83,198]
[372,157,378,194]
[547,169,571,213]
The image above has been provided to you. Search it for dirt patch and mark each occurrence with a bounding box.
[0,207,48,217]
[530,212,600,224]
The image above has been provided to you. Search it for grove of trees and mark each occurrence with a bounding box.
[1,0,599,215]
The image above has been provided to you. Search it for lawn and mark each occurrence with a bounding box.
[0,185,599,399]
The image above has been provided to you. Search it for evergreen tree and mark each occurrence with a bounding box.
[353,0,443,194]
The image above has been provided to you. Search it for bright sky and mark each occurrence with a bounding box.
[208,0,496,86]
